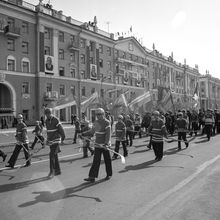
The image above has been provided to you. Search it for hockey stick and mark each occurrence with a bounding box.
[147,133,192,144]
[32,134,45,148]
[80,136,126,164]
[9,142,45,179]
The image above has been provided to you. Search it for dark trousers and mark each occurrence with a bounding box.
[73,130,80,143]
[113,140,128,158]
[178,132,188,148]
[126,131,133,146]
[134,125,142,138]
[49,143,61,174]
[83,140,94,157]
[152,141,163,160]
[148,135,152,148]
[190,122,198,136]
[0,149,6,158]
[217,122,220,133]
[205,125,213,140]
[8,143,30,166]
[31,135,45,149]
[89,148,112,178]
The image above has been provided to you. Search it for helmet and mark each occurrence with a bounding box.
[44,108,52,114]
[153,110,160,116]
[96,108,105,115]
[118,115,123,120]
[17,114,23,119]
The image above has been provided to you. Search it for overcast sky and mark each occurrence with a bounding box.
[29,0,220,78]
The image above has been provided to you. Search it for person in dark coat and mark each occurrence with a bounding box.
[72,115,80,144]
[5,114,31,168]
[44,108,65,178]
[82,108,112,182]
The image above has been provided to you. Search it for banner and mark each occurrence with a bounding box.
[45,55,55,74]
[123,71,129,85]
[81,91,99,111]
[90,64,97,80]
[128,91,151,111]
[157,87,174,113]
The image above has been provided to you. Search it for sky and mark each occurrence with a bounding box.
[29,0,220,79]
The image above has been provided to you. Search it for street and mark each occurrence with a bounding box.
[0,128,220,220]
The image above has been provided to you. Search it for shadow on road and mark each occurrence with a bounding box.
[18,180,105,208]
[0,176,49,193]
[60,156,88,164]
[164,146,194,158]
[131,148,151,154]
[194,139,209,144]
[119,159,159,173]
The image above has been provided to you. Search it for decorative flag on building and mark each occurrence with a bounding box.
[81,91,99,112]
[192,82,199,101]
[53,94,76,111]
[128,91,151,111]
[192,82,199,108]
[157,87,175,113]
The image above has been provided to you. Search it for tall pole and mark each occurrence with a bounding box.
[77,30,82,121]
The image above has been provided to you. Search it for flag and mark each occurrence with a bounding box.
[192,82,199,101]
[53,94,76,110]
[157,87,174,113]
[113,93,128,107]
[128,91,151,111]
[192,82,199,109]
[81,92,99,112]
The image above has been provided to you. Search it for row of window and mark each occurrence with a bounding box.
[4,17,29,33]
[8,38,29,53]
[22,81,117,100]
[44,27,148,64]
[7,56,30,72]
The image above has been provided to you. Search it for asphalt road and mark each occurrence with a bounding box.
[0,130,220,220]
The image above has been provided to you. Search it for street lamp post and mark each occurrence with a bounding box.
[77,30,82,121]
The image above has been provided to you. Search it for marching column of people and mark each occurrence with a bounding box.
[2,107,220,183]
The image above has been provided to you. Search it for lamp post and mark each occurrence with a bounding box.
[100,74,109,108]
[76,29,82,121]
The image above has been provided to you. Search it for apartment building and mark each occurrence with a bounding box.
[0,0,219,126]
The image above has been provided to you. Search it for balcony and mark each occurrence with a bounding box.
[0,107,14,113]
[44,91,59,101]
[68,41,79,51]
[4,25,21,38]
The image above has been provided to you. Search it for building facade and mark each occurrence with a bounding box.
[0,0,220,126]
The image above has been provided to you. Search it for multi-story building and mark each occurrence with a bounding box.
[199,73,220,110]
[0,0,219,126]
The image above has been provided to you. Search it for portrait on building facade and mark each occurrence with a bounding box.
[45,55,54,74]
[90,64,97,80]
